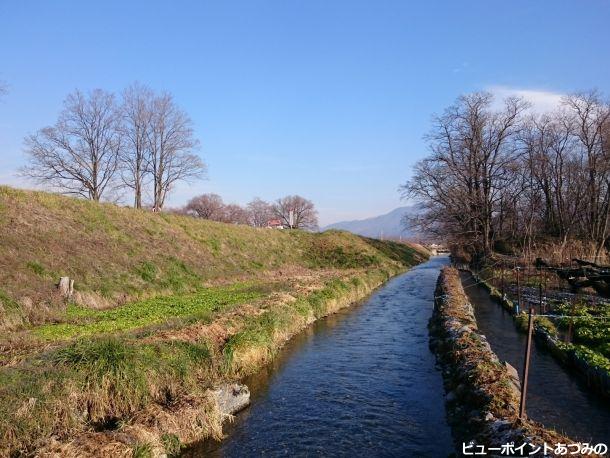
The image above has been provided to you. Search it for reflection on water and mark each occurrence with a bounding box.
[185,257,454,457]
[461,272,610,444]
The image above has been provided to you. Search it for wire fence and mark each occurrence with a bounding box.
[454,261,610,347]
[451,259,610,421]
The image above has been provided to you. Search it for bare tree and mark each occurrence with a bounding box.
[403,92,528,258]
[273,195,318,230]
[185,193,225,220]
[520,111,582,246]
[247,197,274,227]
[222,203,250,225]
[184,193,250,224]
[22,89,121,200]
[563,91,610,260]
[147,93,205,210]
[120,83,153,208]
[403,89,610,262]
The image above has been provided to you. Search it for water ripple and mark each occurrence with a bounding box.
[188,257,454,457]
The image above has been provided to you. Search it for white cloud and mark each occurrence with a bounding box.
[487,85,565,113]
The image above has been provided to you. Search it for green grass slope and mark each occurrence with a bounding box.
[0,186,429,456]
[0,186,426,331]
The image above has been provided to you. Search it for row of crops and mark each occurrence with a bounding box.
[477,265,610,382]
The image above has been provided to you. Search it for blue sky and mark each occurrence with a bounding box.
[1,1,609,226]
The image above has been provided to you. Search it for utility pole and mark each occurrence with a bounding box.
[519,307,535,419]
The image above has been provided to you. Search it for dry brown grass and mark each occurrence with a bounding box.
[39,392,225,457]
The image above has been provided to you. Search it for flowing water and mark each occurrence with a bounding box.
[186,256,454,457]
[460,272,610,445]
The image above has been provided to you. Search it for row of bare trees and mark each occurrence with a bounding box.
[182,194,318,229]
[21,84,205,210]
[403,90,610,262]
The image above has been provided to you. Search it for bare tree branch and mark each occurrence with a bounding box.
[247,198,274,227]
[273,195,318,230]
[21,89,121,201]
[120,82,154,208]
[147,93,206,210]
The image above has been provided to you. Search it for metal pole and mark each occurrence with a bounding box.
[519,307,535,419]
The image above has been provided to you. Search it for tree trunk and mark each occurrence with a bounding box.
[58,277,74,299]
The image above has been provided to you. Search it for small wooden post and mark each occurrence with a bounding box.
[567,299,575,343]
[516,267,521,314]
[543,270,547,312]
[501,267,505,298]
[538,267,543,314]
[519,307,535,419]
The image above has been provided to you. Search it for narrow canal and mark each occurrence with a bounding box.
[187,256,454,457]
[460,272,610,444]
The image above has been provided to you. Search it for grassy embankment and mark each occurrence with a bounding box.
[0,186,428,456]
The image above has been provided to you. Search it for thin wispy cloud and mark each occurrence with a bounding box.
[452,62,470,74]
[487,85,565,113]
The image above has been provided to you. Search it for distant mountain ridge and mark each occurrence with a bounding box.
[322,206,419,239]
